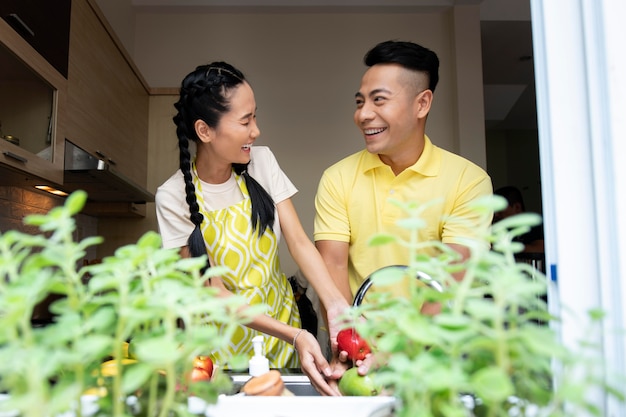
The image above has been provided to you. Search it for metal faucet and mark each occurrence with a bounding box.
[352,265,443,306]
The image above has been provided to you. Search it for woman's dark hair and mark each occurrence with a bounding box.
[364,40,439,93]
[173,61,275,263]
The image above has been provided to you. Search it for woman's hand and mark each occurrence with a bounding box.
[293,329,341,396]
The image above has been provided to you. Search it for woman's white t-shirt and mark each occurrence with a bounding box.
[155,146,297,249]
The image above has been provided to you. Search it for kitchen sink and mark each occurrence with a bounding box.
[205,395,397,417]
[281,374,322,396]
[230,373,321,396]
[199,372,398,417]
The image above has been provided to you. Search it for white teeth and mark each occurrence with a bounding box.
[364,128,385,135]
[242,144,251,150]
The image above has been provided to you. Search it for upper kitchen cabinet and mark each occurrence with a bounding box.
[0,0,71,78]
[0,17,67,185]
[66,0,150,192]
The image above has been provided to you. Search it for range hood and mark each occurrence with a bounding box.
[63,141,154,204]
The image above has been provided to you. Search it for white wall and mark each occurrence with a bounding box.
[96,4,487,276]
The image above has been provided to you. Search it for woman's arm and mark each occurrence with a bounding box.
[276,199,351,348]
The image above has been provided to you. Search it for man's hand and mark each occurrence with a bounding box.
[324,302,351,354]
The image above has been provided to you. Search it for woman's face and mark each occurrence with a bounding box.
[206,81,260,165]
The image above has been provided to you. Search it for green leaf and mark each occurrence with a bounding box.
[227,354,249,371]
[136,230,163,248]
[370,265,408,285]
[433,313,471,330]
[396,217,426,230]
[74,335,112,361]
[588,308,606,321]
[64,190,88,214]
[121,362,154,393]
[470,366,514,403]
[84,306,117,333]
[133,336,182,365]
[368,233,398,246]
[464,298,501,321]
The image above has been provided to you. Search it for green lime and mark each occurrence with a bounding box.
[338,367,380,396]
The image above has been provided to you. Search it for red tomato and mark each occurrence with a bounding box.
[337,328,371,361]
[189,355,213,382]
[189,367,211,382]
[193,356,213,373]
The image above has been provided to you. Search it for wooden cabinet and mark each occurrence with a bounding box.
[1,0,149,206]
[0,0,71,78]
[0,17,67,185]
[66,0,149,191]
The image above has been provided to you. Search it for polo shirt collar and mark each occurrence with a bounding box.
[361,135,440,177]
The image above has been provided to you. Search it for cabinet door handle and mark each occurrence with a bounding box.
[7,14,35,37]
[107,158,116,166]
[3,151,28,163]
[95,150,106,159]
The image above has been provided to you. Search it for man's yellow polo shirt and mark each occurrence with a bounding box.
[314,136,493,299]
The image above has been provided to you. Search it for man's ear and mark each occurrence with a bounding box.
[415,89,433,119]
[195,119,214,143]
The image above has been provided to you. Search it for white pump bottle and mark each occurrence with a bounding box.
[249,335,270,376]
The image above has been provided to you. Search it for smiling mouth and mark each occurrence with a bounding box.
[364,127,386,136]
[242,144,252,150]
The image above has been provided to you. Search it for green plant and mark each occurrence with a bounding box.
[346,196,624,417]
[0,191,257,417]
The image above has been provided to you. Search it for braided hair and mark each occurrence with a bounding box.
[173,61,275,264]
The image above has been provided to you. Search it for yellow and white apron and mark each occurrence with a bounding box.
[193,170,301,368]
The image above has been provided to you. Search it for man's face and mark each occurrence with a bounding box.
[353,64,423,158]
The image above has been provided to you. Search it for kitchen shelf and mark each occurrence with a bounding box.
[0,17,67,185]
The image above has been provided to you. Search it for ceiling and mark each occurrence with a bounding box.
[129,0,536,132]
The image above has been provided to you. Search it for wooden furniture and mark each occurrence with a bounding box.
[1,0,151,215]
[0,17,67,185]
[66,0,150,191]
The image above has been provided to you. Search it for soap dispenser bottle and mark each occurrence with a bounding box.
[249,335,270,376]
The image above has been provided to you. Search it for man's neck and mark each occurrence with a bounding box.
[378,139,425,176]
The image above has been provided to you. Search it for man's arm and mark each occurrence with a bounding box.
[315,240,352,304]
[447,242,472,281]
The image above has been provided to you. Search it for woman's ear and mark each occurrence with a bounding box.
[415,89,433,119]
[195,120,214,143]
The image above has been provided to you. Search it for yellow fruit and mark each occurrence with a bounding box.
[83,386,107,397]
[338,367,379,396]
[100,358,137,377]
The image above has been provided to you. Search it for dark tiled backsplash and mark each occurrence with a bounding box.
[1,185,99,323]
[0,185,98,255]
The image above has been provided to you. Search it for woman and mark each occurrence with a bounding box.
[155,61,347,395]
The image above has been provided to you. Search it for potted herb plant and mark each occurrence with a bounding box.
[0,191,256,417]
[344,196,624,417]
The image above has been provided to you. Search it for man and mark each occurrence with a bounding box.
[314,40,493,307]
[494,185,544,253]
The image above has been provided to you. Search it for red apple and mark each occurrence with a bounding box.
[337,328,371,361]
